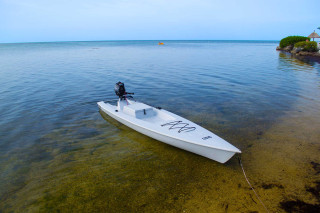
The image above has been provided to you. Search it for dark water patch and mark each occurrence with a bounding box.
[248,194,257,204]
[247,144,253,148]
[75,127,101,140]
[0,137,54,191]
[294,54,320,65]
[280,181,320,213]
[261,183,284,189]
[280,199,320,213]
[223,202,229,212]
[306,181,320,202]
[311,162,320,175]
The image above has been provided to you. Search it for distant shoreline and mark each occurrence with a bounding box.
[0,40,280,45]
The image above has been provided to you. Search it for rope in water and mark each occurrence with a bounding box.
[238,155,270,213]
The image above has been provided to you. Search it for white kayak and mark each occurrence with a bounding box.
[97,99,241,163]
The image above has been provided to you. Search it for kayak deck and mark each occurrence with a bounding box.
[98,99,241,163]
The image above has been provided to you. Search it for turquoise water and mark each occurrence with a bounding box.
[0,41,320,212]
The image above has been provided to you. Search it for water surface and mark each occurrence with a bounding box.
[0,41,320,212]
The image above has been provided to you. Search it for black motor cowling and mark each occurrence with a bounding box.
[114,82,126,97]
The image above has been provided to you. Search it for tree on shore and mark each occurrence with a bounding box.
[318,27,320,30]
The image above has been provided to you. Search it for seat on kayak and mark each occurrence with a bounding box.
[123,103,155,119]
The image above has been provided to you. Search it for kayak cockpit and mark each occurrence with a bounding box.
[119,100,176,122]
[123,102,155,119]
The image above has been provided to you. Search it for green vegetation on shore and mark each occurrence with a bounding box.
[294,41,318,52]
[279,36,310,48]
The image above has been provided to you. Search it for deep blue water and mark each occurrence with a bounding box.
[0,41,320,212]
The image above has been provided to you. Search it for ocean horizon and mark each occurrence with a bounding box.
[0,39,280,45]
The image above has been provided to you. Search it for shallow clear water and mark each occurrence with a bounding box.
[0,41,320,212]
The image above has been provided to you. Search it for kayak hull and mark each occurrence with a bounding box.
[98,100,240,163]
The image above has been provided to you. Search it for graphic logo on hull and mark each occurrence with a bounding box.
[161,121,196,133]
[202,136,212,140]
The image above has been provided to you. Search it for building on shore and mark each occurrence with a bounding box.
[308,30,320,41]
[308,31,320,51]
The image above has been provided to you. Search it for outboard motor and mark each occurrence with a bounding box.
[114,82,126,97]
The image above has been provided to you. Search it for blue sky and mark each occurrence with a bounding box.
[1,0,319,43]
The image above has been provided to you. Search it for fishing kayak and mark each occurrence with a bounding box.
[97,98,241,163]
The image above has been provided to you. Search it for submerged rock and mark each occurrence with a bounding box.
[277,44,320,59]
[294,51,320,57]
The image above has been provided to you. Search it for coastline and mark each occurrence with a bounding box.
[276,45,320,63]
[277,50,320,64]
